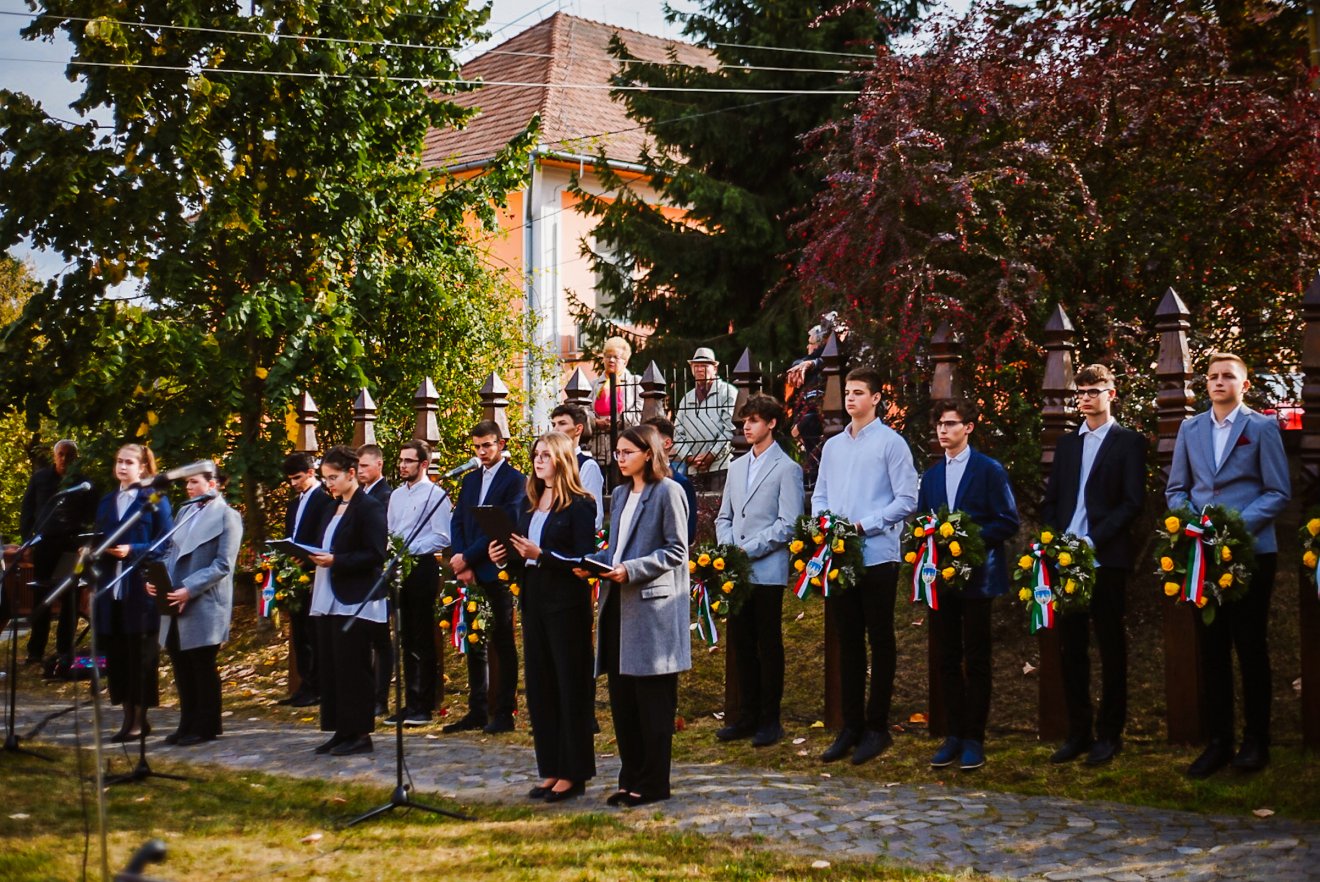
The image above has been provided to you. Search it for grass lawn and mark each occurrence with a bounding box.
[0,750,959,882]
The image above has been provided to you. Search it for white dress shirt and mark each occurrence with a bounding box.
[112,487,137,598]
[1066,417,1114,542]
[746,444,769,490]
[526,509,550,568]
[579,455,605,531]
[1211,403,1242,469]
[387,478,452,556]
[478,461,503,505]
[944,446,971,509]
[292,481,322,537]
[811,418,919,566]
[612,490,643,567]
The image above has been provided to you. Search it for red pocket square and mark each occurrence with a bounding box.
[1235,435,1251,447]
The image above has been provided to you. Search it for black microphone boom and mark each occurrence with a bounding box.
[441,457,481,479]
[53,480,93,497]
[137,460,216,489]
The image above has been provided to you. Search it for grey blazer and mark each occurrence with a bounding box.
[158,499,243,651]
[1165,405,1291,553]
[714,442,804,586]
[591,478,692,678]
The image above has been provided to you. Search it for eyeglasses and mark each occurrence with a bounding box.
[1075,388,1111,399]
[533,451,553,461]
[613,449,642,461]
[398,457,419,464]
[935,420,964,429]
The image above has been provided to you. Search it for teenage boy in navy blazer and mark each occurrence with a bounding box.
[918,398,1019,772]
[1041,364,1147,767]
[280,452,335,708]
[447,420,526,734]
[1166,352,1290,777]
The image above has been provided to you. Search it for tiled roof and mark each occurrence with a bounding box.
[422,12,712,169]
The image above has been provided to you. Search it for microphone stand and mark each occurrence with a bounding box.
[3,489,82,761]
[341,478,470,826]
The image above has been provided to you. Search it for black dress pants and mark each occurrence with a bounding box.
[165,622,222,739]
[826,562,898,733]
[522,587,596,782]
[601,591,676,798]
[730,584,785,728]
[316,614,375,738]
[930,592,994,743]
[27,546,78,661]
[289,600,319,698]
[463,580,518,720]
[101,600,158,708]
[1059,566,1128,742]
[1198,553,1276,745]
[398,556,440,714]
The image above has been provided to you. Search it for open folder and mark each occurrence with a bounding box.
[265,539,328,566]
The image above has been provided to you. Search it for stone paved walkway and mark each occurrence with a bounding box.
[13,695,1320,881]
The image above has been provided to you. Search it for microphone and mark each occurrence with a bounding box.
[441,457,481,479]
[178,489,219,507]
[53,480,93,498]
[137,459,216,488]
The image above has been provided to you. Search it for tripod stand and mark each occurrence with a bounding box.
[343,479,468,826]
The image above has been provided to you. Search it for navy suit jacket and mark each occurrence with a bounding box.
[671,468,699,542]
[1040,422,1147,569]
[916,448,1019,599]
[285,485,334,546]
[365,479,392,507]
[452,462,526,583]
[93,488,175,635]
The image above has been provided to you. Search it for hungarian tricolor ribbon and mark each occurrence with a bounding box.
[258,569,275,618]
[449,585,470,654]
[910,513,940,610]
[692,581,720,646]
[793,528,835,600]
[1029,542,1055,633]
[1182,511,1215,606]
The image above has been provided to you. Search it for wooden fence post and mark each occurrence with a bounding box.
[639,361,668,423]
[924,321,962,738]
[1299,271,1320,750]
[352,388,377,448]
[563,367,593,409]
[293,391,319,454]
[730,348,762,461]
[1037,304,1079,742]
[818,332,847,730]
[479,372,511,441]
[1155,287,1204,745]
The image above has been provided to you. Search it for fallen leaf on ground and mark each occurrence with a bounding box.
[331,796,347,804]
[796,749,809,756]
[1253,808,1275,818]
[908,712,928,724]
[809,720,824,729]
[9,813,30,819]
[792,737,806,745]
[795,611,805,621]
[300,832,323,844]
[911,619,924,627]
[811,860,831,869]
[1022,662,1037,675]
[1293,677,1302,695]
[820,773,831,778]
[300,716,315,723]
[713,712,725,720]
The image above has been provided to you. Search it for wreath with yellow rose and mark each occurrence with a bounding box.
[897,507,987,609]
[257,550,311,622]
[1012,529,1096,633]
[687,544,752,645]
[787,511,865,599]
[436,581,494,654]
[1298,506,1320,600]
[1154,505,1254,624]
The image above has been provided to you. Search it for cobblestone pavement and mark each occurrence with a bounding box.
[13,695,1319,881]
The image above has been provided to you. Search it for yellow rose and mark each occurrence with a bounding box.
[472,618,484,631]
[1305,550,1319,569]
[1064,579,1076,595]
[468,633,479,644]
[812,534,824,545]
[442,595,455,606]
[1196,597,1208,608]
[466,601,477,613]
[298,574,310,584]
[1164,581,1180,596]
[721,581,734,594]
[810,577,822,587]
[689,560,697,572]
[1018,588,1031,602]
[1309,518,1320,537]
[913,526,925,539]
[498,569,509,581]
[828,569,839,580]
[1220,546,1232,562]
[1057,552,1072,567]
[832,539,845,553]
[711,601,721,612]
[439,619,451,630]
[789,540,804,554]
[1160,557,1175,573]
[1165,516,1182,534]
[904,551,917,564]
[949,541,962,558]
[1218,573,1233,589]
[939,522,955,538]
[697,553,711,567]
[510,584,520,596]
[941,567,956,581]
[1018,556,1033,570]
[794,559,806,572]
[713,557,725,571]
[1040,531,1054,544]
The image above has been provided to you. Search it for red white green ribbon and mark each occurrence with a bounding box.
[692,580,720,645]
[449,585,470,654]
[910,513,940,610]
[258,570,275,618]
[1029,542,1055,633]
[1182,512,1215,606]
[793,516,837,599]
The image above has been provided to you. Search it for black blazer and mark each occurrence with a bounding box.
[452,463,526,583]
[286,484,335,545]
[1040,422,1147,570]
[514,495,597,613]
[321,491,388,606]
[365,479,393,507]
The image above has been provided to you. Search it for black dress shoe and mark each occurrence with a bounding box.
[375,703,388,717]
[330,735,374,756]
[528,785,552,799]
[315,735,350,755]
[543,781,585,803]
[289,693,320,708]
[605,790,630,807]
[820,728,860,763]
[1231,738,1269,772]
[162,730,184,746]
[483,715,515,734]
[109,729,131,744]
[276,696,296,706]
[1085,738,1121,766]
[752,723,785,748]
[443,714,484,733]
[715,722,757,742]
[617,792,668,808]
[177,734,217,747]
[851,729,893,765]
[1187,739,1234,779]
[1050,737,1093,764]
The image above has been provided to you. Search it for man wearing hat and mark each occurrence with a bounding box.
[673,347,738,478]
